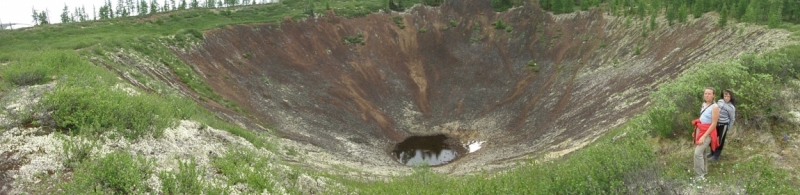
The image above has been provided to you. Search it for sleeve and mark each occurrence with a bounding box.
[729,105,736,126]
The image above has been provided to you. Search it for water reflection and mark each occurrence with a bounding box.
[391,134,464,166]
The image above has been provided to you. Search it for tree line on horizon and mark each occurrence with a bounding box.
[538,0,800,28]
[30,0,276,25]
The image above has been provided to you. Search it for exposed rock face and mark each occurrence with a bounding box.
[158,1,792,174]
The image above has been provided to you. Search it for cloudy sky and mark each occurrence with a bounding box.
[1,0,112,27]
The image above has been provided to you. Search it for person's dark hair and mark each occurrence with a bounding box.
[722,89,736,106]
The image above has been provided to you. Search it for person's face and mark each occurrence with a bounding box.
[704,89,715,103]
[723,92,731,102]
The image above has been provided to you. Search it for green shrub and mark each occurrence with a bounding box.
[527,60,539,72]
[343,33,365,45]
[213,148,275,193]
[491,19,507,30]
[418,28,427,33]
[491,0,514,12]
[449,19,457,27]
[0,53,61,86]
[646,105,678,138]
[650,59,779,136]
[392,16,405,29]
[423,0,444,6]
[160,159,204,195]
[60,151,154,194]
[60,135,97,169]
[44,86,175,139]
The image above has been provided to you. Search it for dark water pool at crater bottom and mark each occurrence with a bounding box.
[390,134,466,166]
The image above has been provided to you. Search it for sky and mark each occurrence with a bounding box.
[1,0,113,28]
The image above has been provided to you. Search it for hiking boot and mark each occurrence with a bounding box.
[709,156,719,162]
[706,152,714,158]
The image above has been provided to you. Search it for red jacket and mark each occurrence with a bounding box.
[692,119,720,151]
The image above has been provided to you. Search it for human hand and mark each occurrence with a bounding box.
[695,135,706,145]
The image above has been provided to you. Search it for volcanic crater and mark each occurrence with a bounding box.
[123,1,793,174]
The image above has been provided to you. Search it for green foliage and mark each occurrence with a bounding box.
[743,0,762,24]
[388,0,405,12]
[491,0,514,12]
[647,46,800,137]
[392,16,406,29]
[449,19,457,27]
[212,148,276,193]
[60,135,97,169]
[1,60,53,87]
[60,151,154,194]
[418,28,427,33]
[719,3,729,28]
[422,0,443,6]
[45,85,177,139]
[768,1,783,28]
[491,19,508,30]
[160,158,207,195]
[646,105,678,138]
[527,60,539,72]
[678,3,688,23]
[343,33,365,45]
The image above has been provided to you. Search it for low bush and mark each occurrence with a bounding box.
[160,158,205,195]
[649,59,780,136]
[492,19,507,30]
[60,151,154,194]
[212,148,275,193]
[44,86,175,139]
[392,16,406,29]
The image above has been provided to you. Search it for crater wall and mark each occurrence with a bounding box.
[165,1,792,174]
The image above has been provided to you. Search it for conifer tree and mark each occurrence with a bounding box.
[32,8,40,25]
[719,3,729,27]
[39,9,51,25]
[140,0,148,15]
[650,14,657,31]
[692,0,704,19]
[163,0,171,12]
[150,0,159,14]
[742,0,761,23]
[768,0,783,28]
[117,0,125,17]
[735,0,750,21]
[61,4,71,23]
[178,0,187,10]
[678,3,688,23]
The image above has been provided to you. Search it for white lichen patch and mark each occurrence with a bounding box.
[1,127,64,189]
[112,83,140,96]
[95,120,262,193]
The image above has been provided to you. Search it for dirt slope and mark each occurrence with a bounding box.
[129,1,792,174]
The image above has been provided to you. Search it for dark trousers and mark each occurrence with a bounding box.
[712,123,730,157]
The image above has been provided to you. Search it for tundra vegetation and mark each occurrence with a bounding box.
[1,0,800,194]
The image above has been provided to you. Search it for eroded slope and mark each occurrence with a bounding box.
[157,1,791,174]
